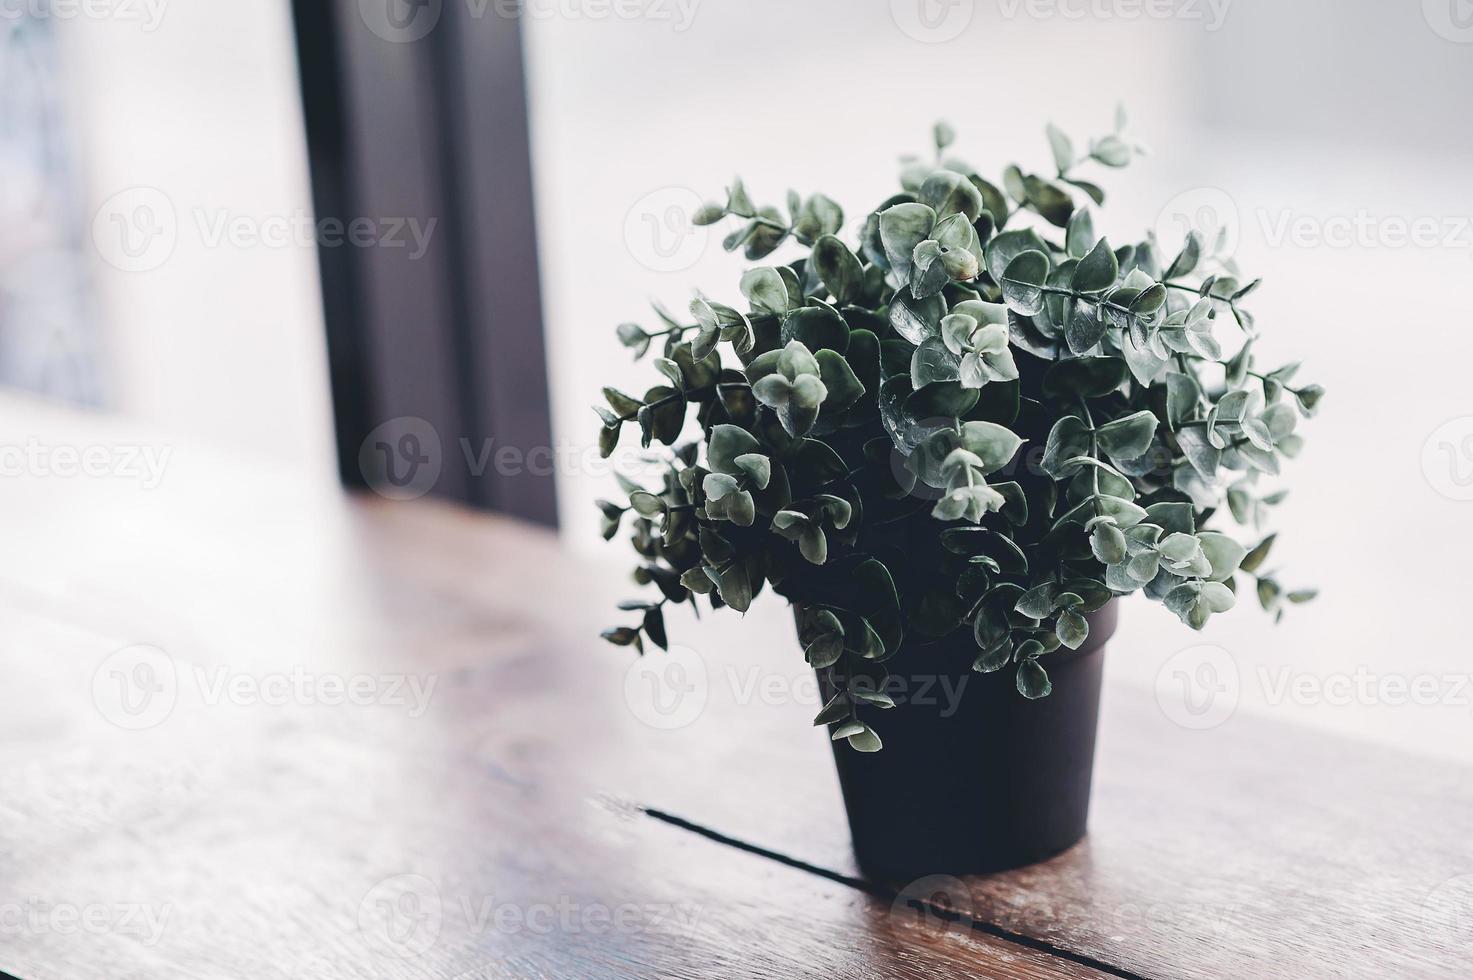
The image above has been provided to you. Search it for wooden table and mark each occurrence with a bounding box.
[1,396,1470,979]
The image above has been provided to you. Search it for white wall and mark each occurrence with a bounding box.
[56,0,336,479]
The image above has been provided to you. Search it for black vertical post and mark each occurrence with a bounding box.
[289,0,558,526]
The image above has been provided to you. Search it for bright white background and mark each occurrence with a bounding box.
[57,0,337,479]
[523,0,1473,762]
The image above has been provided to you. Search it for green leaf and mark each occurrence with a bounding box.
[1130,283,1167,317]
[1176,427,1221,481]
[1015,582,1059,619]
[919,169,984,222]
[628,491,666,517]
[843,723,883,753]
[1295,384,1325,416]
[1001,250,1049,316]
[1065,208,1095,259]
[702,472,740,501]
[1200,581,1235,613]
[603,387,643,417]
[912,337,962,387]
[909,240,951,299]
[1065,307,1105,355]
[1043,356,1128,399]
[960,421,1023,474]
[715,563,752,612]
[1046,122,1074,174]
[1145,501,1196,535]
[705,485,755,526]
[969,175,1010,229]
[852,559,903,657]
[752,374,792,407]
[1096,410,1158,459]
[1056,609,1089,650]
[616,321,651,357]
[888,290,945,345]
[1017,659,1052,699]
[653,357,684,391]
[799,525,828,564]
[805,631,843,669]
[740,268,792,316]
[781,305,850,354]
[1165,232,1201,279]
[1241,534,1275,574]
[733,453,771,490]
[1165,372,1201,429]
[1071,238,1118,293]
[1091,522,1127,564]
[1022,174,1074,227]
[1090,135,1131,167]
[934,120,956,153]
[679,567,714,594]
[1197,531,1248,582]
[985,228,1049,283]
[598,423,620,459]
[905,380,980,419]
[850,688,895,709]
[879,202,936,281]
[708,424,761,474]
[811,234,864,305]
[813,692,849,726]
[1041,415,1091,479]
[815,349,865,414]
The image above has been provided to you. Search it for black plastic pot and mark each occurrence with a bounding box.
[815,602,1117,878]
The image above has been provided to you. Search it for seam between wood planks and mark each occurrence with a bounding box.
[641,805,1154,980]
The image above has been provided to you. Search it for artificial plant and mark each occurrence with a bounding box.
[596,111,1320,751]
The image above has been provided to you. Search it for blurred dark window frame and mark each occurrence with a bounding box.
[291,0,557,526]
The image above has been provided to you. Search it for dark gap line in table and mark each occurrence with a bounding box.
[640,805,1154,980]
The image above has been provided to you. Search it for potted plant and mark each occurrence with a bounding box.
[596,112,1321,877]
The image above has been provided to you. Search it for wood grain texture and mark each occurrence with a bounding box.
[1,394,1470,979]
[0,607,1108,980]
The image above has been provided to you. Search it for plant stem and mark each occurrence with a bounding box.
[615,381,753,423]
